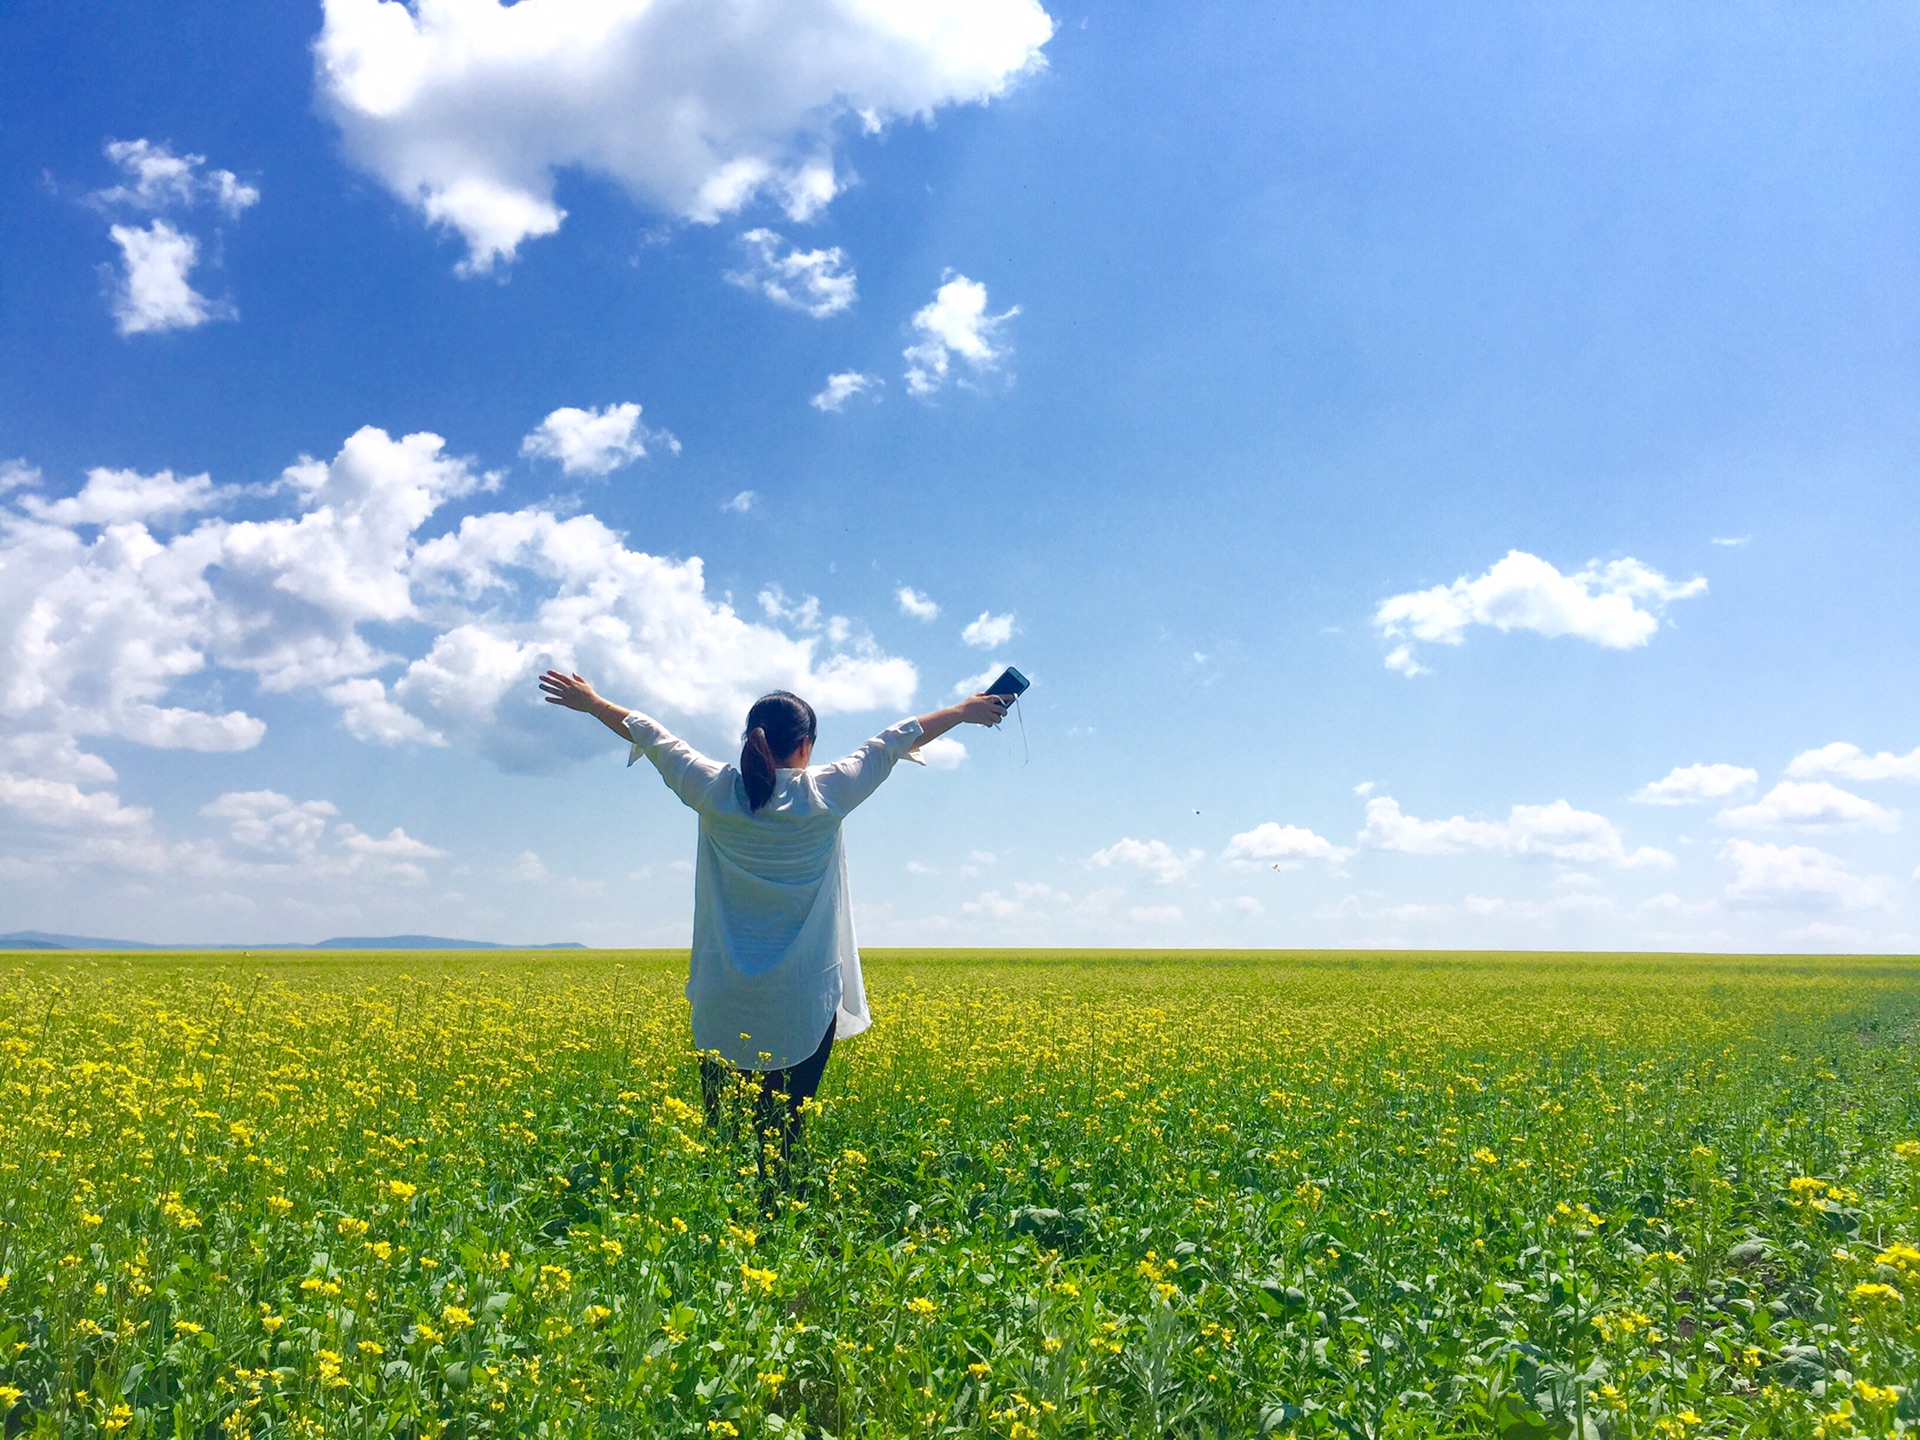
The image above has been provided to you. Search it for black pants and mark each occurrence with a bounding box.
[700,1017,835,1166]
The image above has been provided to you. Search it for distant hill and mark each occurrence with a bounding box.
[0,931,586,952]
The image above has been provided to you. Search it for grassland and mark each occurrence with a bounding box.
[1,948,1917,1438]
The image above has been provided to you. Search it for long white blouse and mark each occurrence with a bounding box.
[625,711,925,1070]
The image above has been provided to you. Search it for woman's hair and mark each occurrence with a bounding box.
[740,691,818,811]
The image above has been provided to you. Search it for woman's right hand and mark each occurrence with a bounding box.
[956,692,1014,727]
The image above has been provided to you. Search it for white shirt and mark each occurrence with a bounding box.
[625,711,925,1070]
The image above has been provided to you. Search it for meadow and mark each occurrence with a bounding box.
[1,948,1917,1439]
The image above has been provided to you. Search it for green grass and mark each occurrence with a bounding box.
[2,948,1917,1438]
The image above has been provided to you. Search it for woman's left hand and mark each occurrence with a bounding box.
[539,670,603,712]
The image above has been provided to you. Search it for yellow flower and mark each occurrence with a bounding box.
[1850,1281,1902,1303]
[265,1196,293,1216]
[1472,1148,1499,1166]
[386,1180,417,1201]
[0,1386,23,1408]
[442,1304,474,1330]
[968,1361,992,1380]
[906,1297,937,1318]
[739,1263,776,1294]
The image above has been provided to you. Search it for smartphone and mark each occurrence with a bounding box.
[984,666,1030,699]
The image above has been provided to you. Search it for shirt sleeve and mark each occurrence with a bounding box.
[625,712,736,814]
[812,718,925,816]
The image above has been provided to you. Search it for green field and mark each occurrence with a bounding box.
[2,949,1917,1438]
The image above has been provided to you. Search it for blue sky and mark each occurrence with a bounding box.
[2,1,1917,950]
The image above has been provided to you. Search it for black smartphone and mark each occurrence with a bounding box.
[984,665,1030,699]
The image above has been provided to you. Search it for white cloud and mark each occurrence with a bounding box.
[1786,741,1920,783]
[511,850,547,882]
[722,490,757,514]
[1352,780,1376,796]
[108,221,229,335]
[21,468,218,528]
[962,880,1071,921]
[1720,839,1892,912]
[1633,762,1758,805]
[520,402,674,476]
[89,141,254,337]
[0,772,152,834]
[1717,780,1898,833]
[961,610,1015,648]
[2,425,917,792]
[728,229,855,316]
[314,0,1053,272]
[326,677,445,746]
[1088,837,1204,885]
[1218,895,1264,916]
[202,790,339,857]
[896,586,940,621]
[913,736,968,770]
[1359,795,1673,868]
[0,461,40,495]
[1223,821,1352,869]
[92,139,258,217]
[811,371,882,412]
[951,662,1004,698]
[1710,535,1750,547]
[1382,644,1429,678]
[197,790,445,886]
[1374,550,1705,673]
[904,274,1018,395]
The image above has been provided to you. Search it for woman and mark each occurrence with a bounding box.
[538,670,1012,1160]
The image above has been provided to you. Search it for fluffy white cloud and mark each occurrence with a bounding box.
[961,610,1015,648]
[951,663,1004,698]
[20,468,217,528]
[962,880,1071,921]
[198,789,444,885]
[202,790,339,857]
[811,371,882,412]
[0,461,41,495]
[108,221,230,336]
[904,275,1018,395]
[1223,822,1352,869]
[729,229,855,316]
[1360,795,1673,868]
[1374,550,1705,674]
[90,141,255,336]
[1382,644,1429,678]
[1088,837,1204,885]
[314,0,1053,272]
[723,490,757,514]
[92,138,258,217]
[1786,741,1920,783]
[1633,762,1758,805]
[1720,839,1893,912]
[2,425,917,793]
[913,736,968,770]
[896,586,940,621]
[1717,780,1899,832]
[519,403,675,476]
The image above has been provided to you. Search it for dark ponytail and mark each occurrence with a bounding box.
[740,691,817,811]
